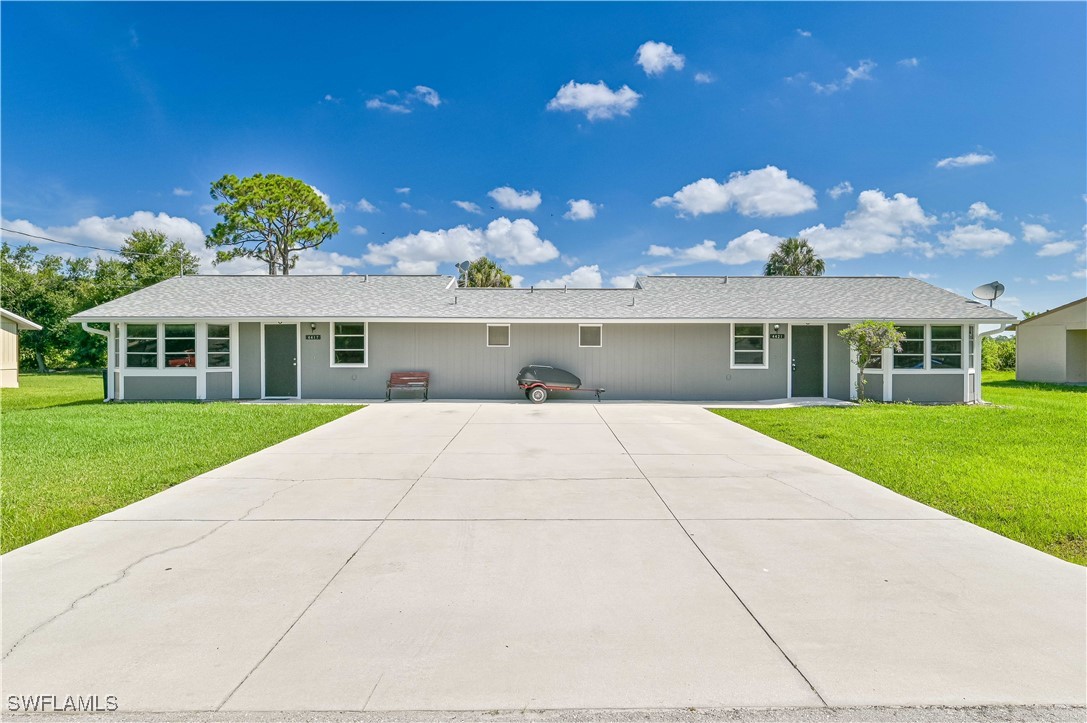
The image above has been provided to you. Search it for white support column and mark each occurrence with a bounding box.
[848,347,859,400]
[195,321,207,400]
[973,324,983,403]
[106,323,116,401]
[230,322,240,400]
[883,347,893,402]
[117,322,126,401]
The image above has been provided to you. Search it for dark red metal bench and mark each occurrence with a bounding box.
[386,371,430,401]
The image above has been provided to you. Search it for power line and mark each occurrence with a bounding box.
[1,226,187,259]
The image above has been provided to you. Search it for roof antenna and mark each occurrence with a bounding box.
[721,276,728,284]
[564,285,567,293]
[630,295,636,306]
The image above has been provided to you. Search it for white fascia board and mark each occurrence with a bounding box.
[69,315,1018,325]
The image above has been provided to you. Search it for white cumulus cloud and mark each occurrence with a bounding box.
[967,202,1001,221]
[799,190,936,260]
[546,81,641,121]
[356,198,378,213]
[936,152,996,169]
[363,217,559,274]
[936,223,1014,257]
[489,186,542,212]
[563,199,598,221]
[654,166,817,218]
[810,59,876,94]
[1020,222,1059,244]
[796,28,812,38]
[635,41,685,76]
[453,200,483,214]
[827,181,853,200]
[172,187,192,197]
[648,230,784,267]
[694,72,714,84]
[898,57,920,68]
[1037,241,1078,257]
[536,264,603,289]
[350,225,368,236]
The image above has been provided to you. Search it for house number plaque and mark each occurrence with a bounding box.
[305,334,321,340]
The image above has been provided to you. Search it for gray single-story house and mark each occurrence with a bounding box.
[70,274,1015,403]
[1013,296,1087,384]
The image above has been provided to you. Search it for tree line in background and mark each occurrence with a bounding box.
[1,230,198,371]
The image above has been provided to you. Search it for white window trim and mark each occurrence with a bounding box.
[892,323,965,374]
[161,323,199,372]
[123,322,161,371]
[205,322,235,372]
[329,321,369,368]
[730,322,769,370]
[486,323,511,348]
[578,324,603,348]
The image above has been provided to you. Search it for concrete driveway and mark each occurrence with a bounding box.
[3,402,1084,717]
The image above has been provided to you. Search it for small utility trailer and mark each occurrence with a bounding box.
[516,365,605,403]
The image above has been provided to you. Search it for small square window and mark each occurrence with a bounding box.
[732,323,766,367]
[331,322,367,366]
[487,324,510,347]
[579,325,602,348]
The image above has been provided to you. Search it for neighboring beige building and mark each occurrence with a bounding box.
[1014,297,1087,384]
[1,307,42,388]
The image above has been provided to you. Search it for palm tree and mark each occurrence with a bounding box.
[763,237,825,276]
[462,256,513,287]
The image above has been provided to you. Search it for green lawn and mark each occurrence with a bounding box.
[1,373,361,553]
[714,371,1087,565]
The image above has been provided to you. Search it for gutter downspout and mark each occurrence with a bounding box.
[81,322,113,402]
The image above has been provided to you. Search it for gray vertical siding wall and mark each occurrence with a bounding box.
[295,321,788,400]
[206,371,233,400]
[859,372,884,402]
[892,374,964,403]
[238,322,261,399]
[124,376,197,401]
[827,324,851,401]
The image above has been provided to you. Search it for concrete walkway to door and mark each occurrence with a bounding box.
[2,402,1084,717]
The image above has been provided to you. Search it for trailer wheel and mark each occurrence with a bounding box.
[528,387,548,404]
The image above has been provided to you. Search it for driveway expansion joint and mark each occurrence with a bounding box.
[591,406,830,708]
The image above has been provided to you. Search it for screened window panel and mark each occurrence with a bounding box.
[733,351,764,366]
[335,323,366,336]
[126,324,158,368]
[487,325,510,347]
[579,325,602,347]
[334,350,366,365]
[207,353,231,368]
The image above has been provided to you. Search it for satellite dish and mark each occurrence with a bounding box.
[971,281,1005,307]
[456,260,471,272]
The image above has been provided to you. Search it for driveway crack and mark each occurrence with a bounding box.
[2,521,229,661]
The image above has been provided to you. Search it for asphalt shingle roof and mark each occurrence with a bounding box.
[70,274,1016,322]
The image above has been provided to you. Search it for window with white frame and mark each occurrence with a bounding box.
[207,324,231,368]
[968,326,976,369]
[864,352,883,370]
[331,322,367,365]
[125,324,158,367]
[164,324,196,367]
[893,325,925,369]
[579,324,602,348]
[487,324,510,348]
[931,325,962,369]
[113,323,120,368]
[732,323,766,367]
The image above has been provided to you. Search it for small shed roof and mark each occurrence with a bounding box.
[1,307,42,331]
[70,274,1017,323]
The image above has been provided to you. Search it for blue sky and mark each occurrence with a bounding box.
[2,2,1084,316]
